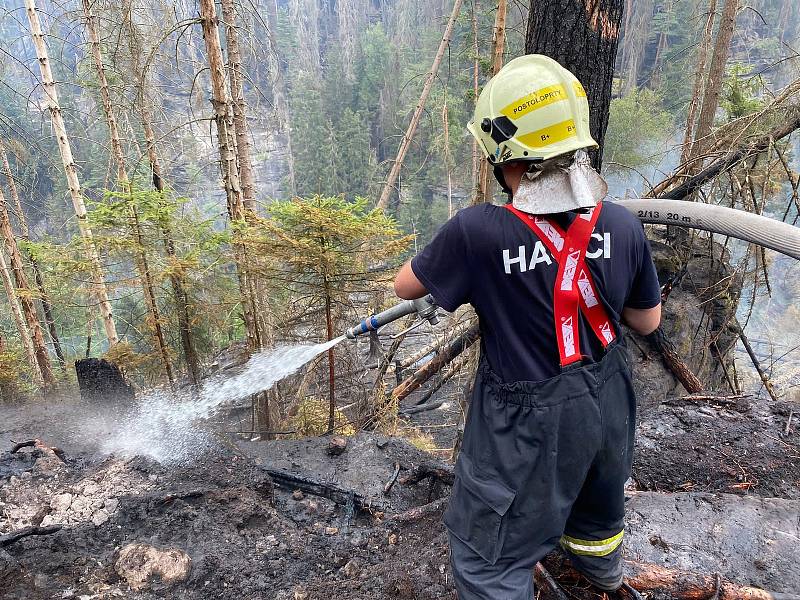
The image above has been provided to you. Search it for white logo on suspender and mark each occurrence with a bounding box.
[600,322,614,343]
[562,316,576,356]
[533,217,564,252]
[577,270,598,307]
[560,250,581,291]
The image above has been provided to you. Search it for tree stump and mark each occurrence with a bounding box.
[75,358,135,403]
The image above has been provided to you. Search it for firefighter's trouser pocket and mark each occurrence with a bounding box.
[443,452,516,565]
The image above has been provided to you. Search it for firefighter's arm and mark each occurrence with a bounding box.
[394,259,429,300]
[622,304,662,336]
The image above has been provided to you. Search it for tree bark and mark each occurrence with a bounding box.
[679,0,718,172]
[123,2,200,384]
[690,0,741,171]
[525,0,625,170]
[0,246,40,384]
[198,0,262,350]
[0,138,65,372]
[221,0,257,211]
[644,327,704,394]
[376,0,464,210]
[25,0,119,347]
[473,0,507,205]
[0,185,54,386]
[82,0,174,384]
[392,323,480,402]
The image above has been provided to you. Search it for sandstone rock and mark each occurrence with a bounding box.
[91,509,109,527]
[51,493,73,512]
[326,436,348,456]
[115,543,191,591]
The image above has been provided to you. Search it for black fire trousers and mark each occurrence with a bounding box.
[444,344,636,600]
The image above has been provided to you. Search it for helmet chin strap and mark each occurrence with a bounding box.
[493,165,512,196]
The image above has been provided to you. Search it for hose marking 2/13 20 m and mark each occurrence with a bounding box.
[616,199,800,261]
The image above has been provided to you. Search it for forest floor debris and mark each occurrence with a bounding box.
[0,392,798,599]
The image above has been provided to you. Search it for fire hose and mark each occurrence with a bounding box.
[345,199,800,336]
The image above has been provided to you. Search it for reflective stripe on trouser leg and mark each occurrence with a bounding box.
[559,531,624,556]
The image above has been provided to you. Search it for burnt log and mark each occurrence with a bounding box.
[0,524,62,547]
[392,323,480,402]
[541,551,794,600]
[264,469,387,513]
[75,358,135,403]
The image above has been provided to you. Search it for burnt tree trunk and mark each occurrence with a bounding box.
[75,358,135,403]
[123,3,200,384]
[0,138,65,372]
[525,0,624,170]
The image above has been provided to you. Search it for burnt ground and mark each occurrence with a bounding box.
[1,332,799,599]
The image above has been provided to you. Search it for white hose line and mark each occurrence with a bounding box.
[616,199,800,261]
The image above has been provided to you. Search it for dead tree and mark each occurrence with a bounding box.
[198,0,262,350]
[81,0,174,383]
[525,0,624,170]
[473,0,507,205]
[679,0,718,171]
[392,323,480,402]
[689,0,741,173]
[376,0,464,210]
[0,185,54,386]
[24,0,119,347]
[618,0,655,95]
[0,138,65,371]
[123,2,200,384]
[221,0,257,211]
[0,246,40,383]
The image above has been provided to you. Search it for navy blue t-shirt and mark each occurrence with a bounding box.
[411,201,661,383]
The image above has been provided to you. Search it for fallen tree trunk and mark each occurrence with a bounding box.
[541,552,795,600]
[392,323,480,402]
[0,524,62,547]
[399,462,455,487]
[644,327,704,394]
[655,111,800,200]
[264,469,386,513]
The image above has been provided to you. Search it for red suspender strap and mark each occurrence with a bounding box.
[505,204,616,366]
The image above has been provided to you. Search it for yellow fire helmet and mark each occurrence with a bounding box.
[468,54,598,167]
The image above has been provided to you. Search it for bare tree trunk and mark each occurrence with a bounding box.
[82,0,174,384]
[473,0,507,205]
[0,246,40,385]
[124,2,200,384]
[221,0,257,211]
[198,0,262,350]
[691,0,741,170]
[526,0,625,170]
[0,186,54,386]
[324,281,336,434]
[24,0,119,347]
[0,138,65,372]
[679,0,718,171]
[376,0,464,210]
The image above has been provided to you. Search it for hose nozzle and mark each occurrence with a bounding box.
[345,295,439,339]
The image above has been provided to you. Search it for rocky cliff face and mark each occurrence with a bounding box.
[630,233,742,411]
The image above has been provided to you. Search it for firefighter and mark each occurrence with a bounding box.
[393,54,662,600]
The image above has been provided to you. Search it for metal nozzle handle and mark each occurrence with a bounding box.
[345,295,438,338]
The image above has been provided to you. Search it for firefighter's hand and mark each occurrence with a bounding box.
[394,260,428,300]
